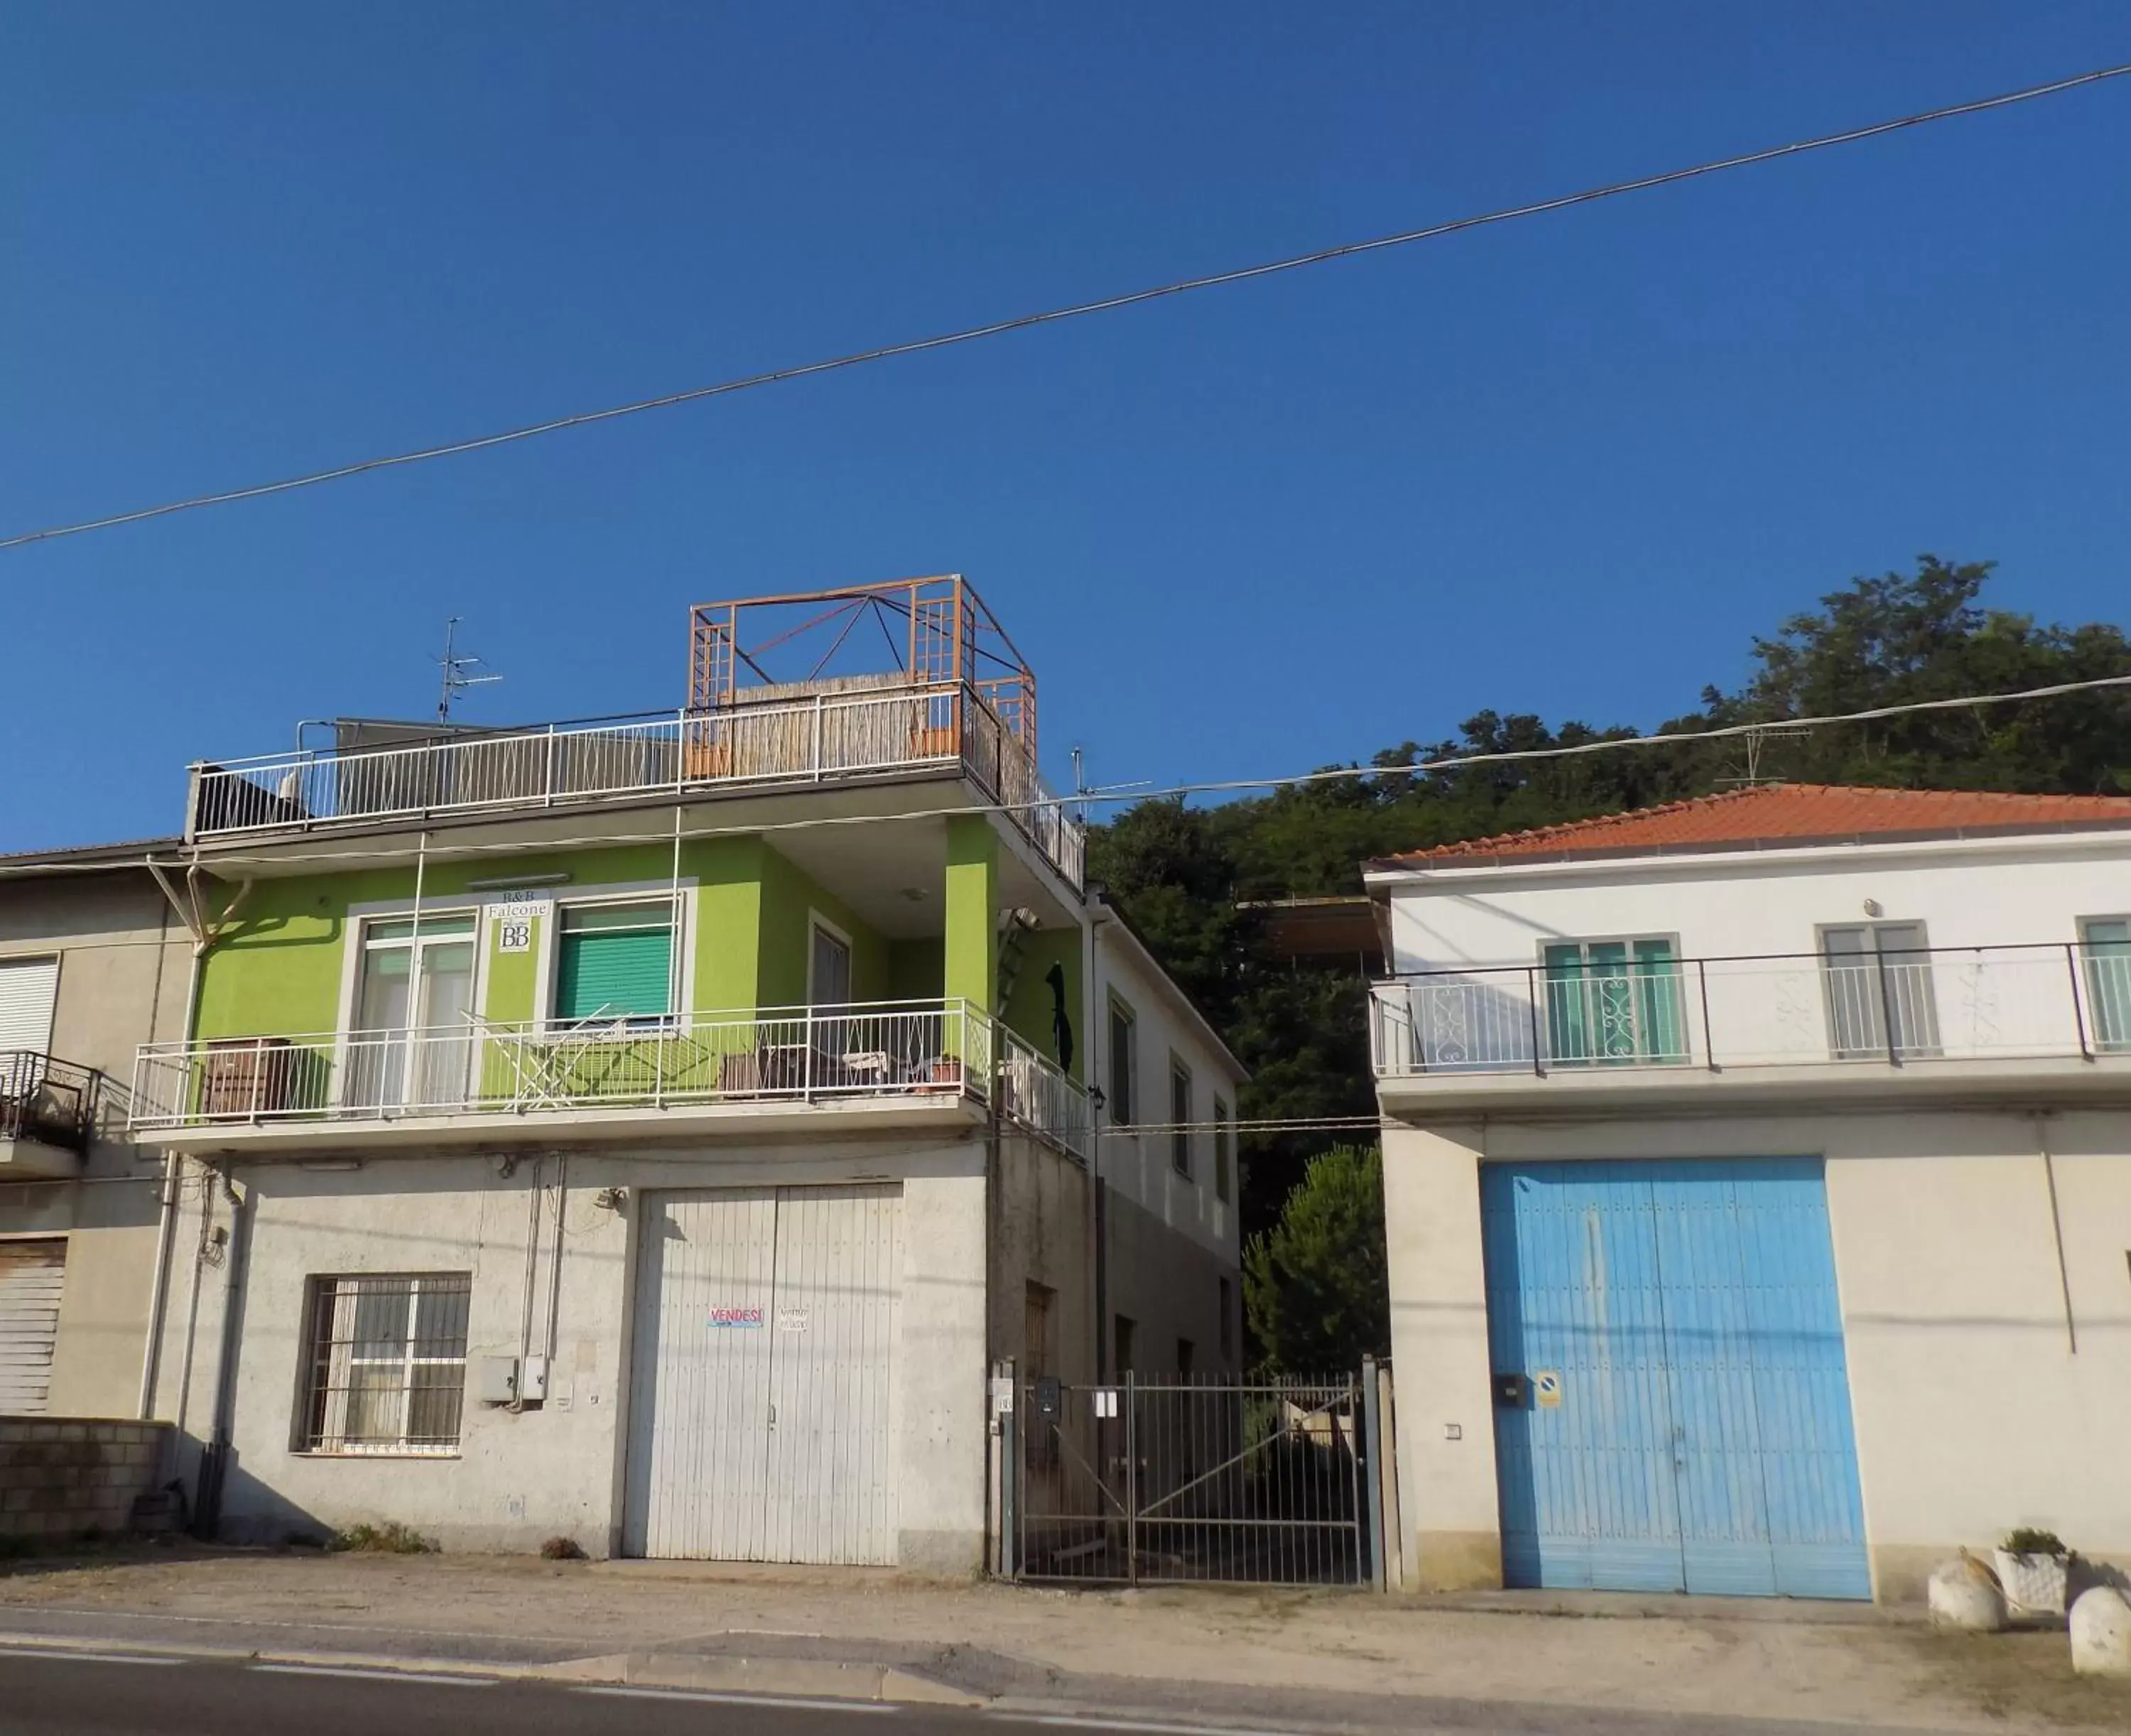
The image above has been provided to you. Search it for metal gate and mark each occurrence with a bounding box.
[1482,1159,1870,1599]
[624,1183,902,1565]
[1009,1373,1375,1585]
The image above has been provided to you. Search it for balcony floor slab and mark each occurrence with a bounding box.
[135,1091,987,1159]
[0,1136,86,1181]
[1377,1051,2131,1121]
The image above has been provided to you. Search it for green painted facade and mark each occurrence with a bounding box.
[999,926,1085,1082]
[191,826,1072,1060]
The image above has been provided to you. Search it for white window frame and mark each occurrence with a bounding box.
[2077,914,2131,1052]
[548,896,682,1034]
[1818,918,1941,1060]
[0,953,61,1057]
[1107,997,1137,1126]
[300,1272,471,1457]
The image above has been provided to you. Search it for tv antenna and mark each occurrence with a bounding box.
[435,616,503,722]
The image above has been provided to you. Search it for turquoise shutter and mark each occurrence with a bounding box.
[1542,944,1588,1064]
[1632,937,1683,1060]
[2086,920,2131,1051]
[558,923,673,1021]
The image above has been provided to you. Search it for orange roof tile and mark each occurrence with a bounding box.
[1370,783,2131,869]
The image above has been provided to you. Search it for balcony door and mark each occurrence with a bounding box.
[808,919,855,1060]
[1541,938,1685,1067]
[350,916,477,1110]
[1821,922,1940,1060]
[2083,918,2131,1051]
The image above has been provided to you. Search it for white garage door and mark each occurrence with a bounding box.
[0,1239,67,1415]
[624,1185,902,1564]
[0,957,60,1056]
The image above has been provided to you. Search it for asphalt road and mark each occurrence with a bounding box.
[0,1650,1272,1736]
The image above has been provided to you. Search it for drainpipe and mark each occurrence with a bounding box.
[509,1154,543,1414]
[136,886,188,1423]
[2035,1113,2077,1355]
[135,1152,180,1419]
[194,1167,253,1538]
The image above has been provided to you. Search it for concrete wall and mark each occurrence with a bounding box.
[1105,1188,1241,1376]
[158,1136,994,1566]
[1,868,190,1419]
[989,1130,1095,1385]
[0,1417,172,1539]
[1090,918,1244,1266]
[1381,1109,2131,1601]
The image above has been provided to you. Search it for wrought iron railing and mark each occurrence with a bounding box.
[129,1001,1093,1157]
[1370,940,2131,1079]
[0,1051,102,1154]
[184,680,1086,889]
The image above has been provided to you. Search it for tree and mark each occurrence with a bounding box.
[1243,1144,1389,1374]
[1086,557,2131,1275]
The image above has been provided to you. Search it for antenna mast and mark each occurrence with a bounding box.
[436,616,503,722]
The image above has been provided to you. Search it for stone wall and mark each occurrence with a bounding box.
[0,1418,170,1539]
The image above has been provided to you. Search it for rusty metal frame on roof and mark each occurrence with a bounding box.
[686,575,1037,764]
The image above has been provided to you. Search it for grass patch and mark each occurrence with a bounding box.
[538,1535,587,1561]
[327,1521,438,1555]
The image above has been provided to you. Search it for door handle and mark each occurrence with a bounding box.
[769,1403,777,1430]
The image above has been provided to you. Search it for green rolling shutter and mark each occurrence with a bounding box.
[557,906,673,1021]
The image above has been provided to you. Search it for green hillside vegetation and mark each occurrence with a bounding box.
[1085,558,2131,1364]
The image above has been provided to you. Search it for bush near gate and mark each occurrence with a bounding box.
[1245,1144,1389,1374]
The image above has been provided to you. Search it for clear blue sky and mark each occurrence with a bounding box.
[5,4,2128,852]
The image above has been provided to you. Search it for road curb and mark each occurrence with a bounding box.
[527,1649,987,1705]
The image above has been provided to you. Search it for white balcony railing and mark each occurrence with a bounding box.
[1371,943,2131,1080]
[130,1000,1095,1162]
[185,681,1085,889]
[998,1026,1095,1166]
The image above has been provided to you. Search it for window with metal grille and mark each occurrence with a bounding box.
[301,1274,471,1454]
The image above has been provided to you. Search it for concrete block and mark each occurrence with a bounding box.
[2071,1588,2131,1677]
[1929,1555,2009,1632]
[56,1425,88,1444]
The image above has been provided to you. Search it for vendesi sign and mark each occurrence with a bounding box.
[708,1306,765,1330]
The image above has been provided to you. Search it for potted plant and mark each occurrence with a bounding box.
[1995,1528,2071,1617]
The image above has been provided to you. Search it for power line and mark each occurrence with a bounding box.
[1084,671,2131,802]
[6,63,2127,554]
[2,669,2127,878]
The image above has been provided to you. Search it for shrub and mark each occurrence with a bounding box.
[328,1521,438,1555]
[539,1535,587,1561]
[2001,1527,2068,1557]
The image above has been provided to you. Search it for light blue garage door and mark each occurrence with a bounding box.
[1481,1159,1870,1600]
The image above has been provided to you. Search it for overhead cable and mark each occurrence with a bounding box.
[4,63,2127,553]
[1,669,2127,877]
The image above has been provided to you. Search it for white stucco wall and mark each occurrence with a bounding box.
[1382,1110,2131,1600]
[1379,832,2131,975]
[1088,913,1246,1374]
[1090,916,1245,1264]
[1379,835,2129,1068]
[175,1137,992,1563]
[1374,829,2131,1599]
